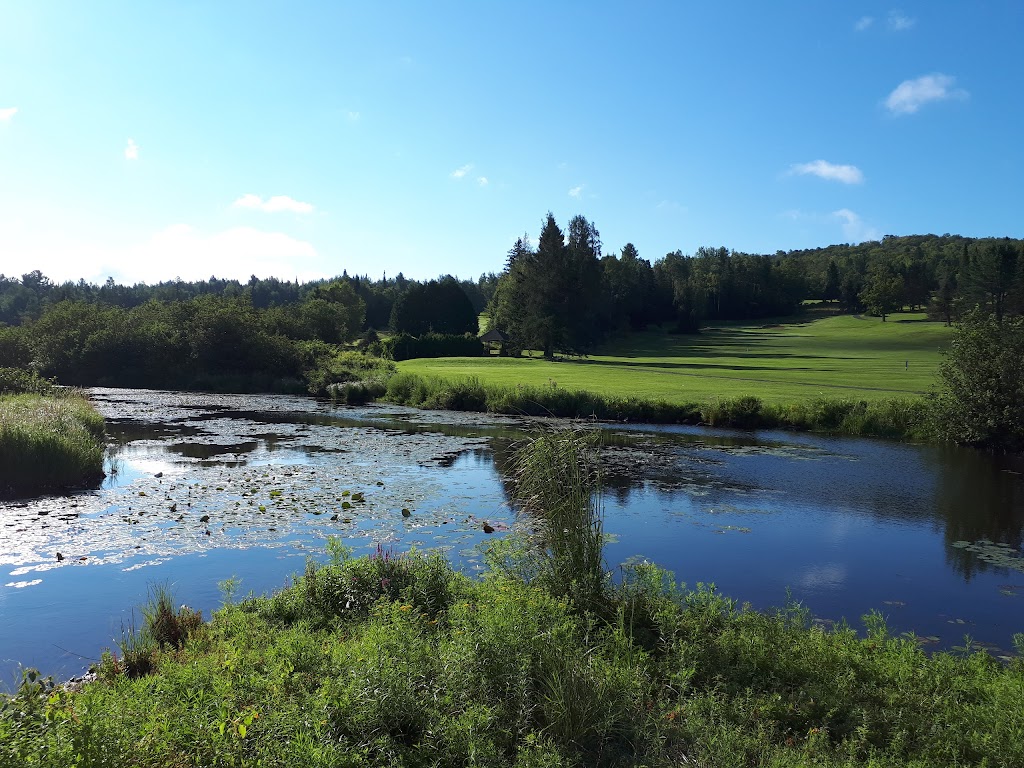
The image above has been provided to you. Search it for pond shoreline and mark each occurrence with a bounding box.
[376,372,933,443]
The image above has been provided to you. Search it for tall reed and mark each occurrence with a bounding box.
[510,427,607,612]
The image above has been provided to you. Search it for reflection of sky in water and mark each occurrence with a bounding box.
[2,388,1024,684]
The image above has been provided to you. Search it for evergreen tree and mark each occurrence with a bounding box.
[489,214,605,359]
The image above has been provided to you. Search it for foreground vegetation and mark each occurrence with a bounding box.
[0,369,106,497]
[3,431,1022,767]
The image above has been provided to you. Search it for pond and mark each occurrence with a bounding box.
[2,388,1023,685]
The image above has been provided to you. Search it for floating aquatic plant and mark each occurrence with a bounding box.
[951,539,1024,573]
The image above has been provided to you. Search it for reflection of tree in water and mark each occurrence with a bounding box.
[939,445,1024,581]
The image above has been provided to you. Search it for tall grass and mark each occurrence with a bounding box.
[509,428,608,612]
[383,371,932,440]
[116,584,205,678]
[0,392,106,496]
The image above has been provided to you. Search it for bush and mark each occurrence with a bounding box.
[0,367,53,395]
[0,326,34,369]
[382,332,484,361]
[930,308,1024,450]
[306,349,396,397]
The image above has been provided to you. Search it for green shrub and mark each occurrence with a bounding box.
[306,349,396,397]
[0,326,34,369]
[382,332,485,361]
[929,308,1024,450]
[0,367,53,395]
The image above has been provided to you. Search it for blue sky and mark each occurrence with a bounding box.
[1,1,1021,285]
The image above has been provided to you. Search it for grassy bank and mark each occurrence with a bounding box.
[0,392,106,496]
[384,372,931,439]
[2,430,1021,767]
[400,314,952,404]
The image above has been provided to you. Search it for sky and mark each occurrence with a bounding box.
[1,1,1022,286]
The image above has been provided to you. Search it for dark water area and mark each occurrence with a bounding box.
[2,388,1023,686]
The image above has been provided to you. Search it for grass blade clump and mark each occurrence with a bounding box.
[116,584,204,678]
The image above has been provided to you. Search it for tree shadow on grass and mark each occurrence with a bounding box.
[572,358,819,374]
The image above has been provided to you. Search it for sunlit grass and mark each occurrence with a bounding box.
[400,313,953,404]
[0,392,106,496]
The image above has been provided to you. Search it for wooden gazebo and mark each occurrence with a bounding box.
[479,328,508,355]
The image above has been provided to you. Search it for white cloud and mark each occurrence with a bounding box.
[124,138,139,160]
[232,193,314,214]
[568,184,584,199]
[832,209,881,243]
[450,164,473,179]
[885,73,967,115]
[854,16,873,31]
[347,111,361,122]
[0,223,322,284]
[0,107,17,122]
[477,176,489,186]
[887,10,915,31]
[789,160,864,185]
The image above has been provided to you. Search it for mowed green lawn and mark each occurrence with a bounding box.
[398,314,954,404]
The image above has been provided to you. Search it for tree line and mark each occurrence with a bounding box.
[2,218,1023,382]
[489,215,1024,357]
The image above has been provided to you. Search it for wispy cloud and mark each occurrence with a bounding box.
[0,107,17,122]
[854,16,873,31]
[885,73,967,114]
[477,176,489,187]
[789,160,864,185]
[568,184,584,199]
[450,164,473,179]
[232,193,314,214]
[124,138,139,160]
[347,111,361,122]
[833,209,881,243]
[887,10,915,31]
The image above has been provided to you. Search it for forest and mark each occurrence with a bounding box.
[1,215,1022,390]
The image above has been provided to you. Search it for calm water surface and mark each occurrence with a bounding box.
[1,388,1022,685]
